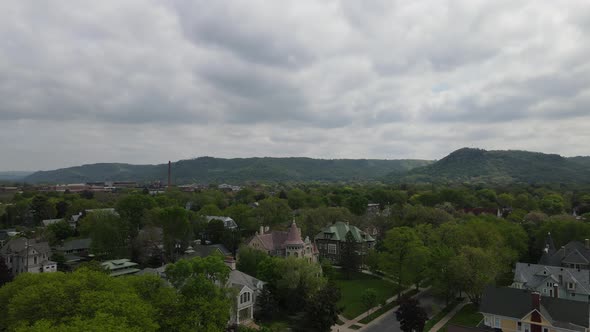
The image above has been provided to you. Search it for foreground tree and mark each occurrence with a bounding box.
[0,269,159,331]
[396,297,427,332]
[380,227,426,299]
[79,211,130,259]
[0,256,12,287]
[340,230,360,279]
[361,288,378,316]
[302,281,342,332]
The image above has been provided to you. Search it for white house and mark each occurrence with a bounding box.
[0,237,57,276]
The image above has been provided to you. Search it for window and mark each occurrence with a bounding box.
[523,323,530,332]
[543,328,548,332]
[517,322,522,331]
[568,282,575,290]
[328,244,337,254]
[494,317,500,328]
[484,316,490,326]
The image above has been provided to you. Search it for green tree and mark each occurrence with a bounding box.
[205,218,225,244]
[255,284,279,321]
[46,220,74,244]
[395,297,427,332]
[449,246,499,304]
[380,227,426,299]
[340,230,360,279]
[116,194,155,237]
[0,269,159,331]
[154,207,192,260]
[236,246,268,278]
[31,195,56,225]
[165,256,232,331]
[361,288,378,316]
[287,188,307,210]
[302,281,342,332]
[256,197,292,226]
[79,211,130,259]
[345,194,369,216]
[0,256,12,287]
[540,194,565,215]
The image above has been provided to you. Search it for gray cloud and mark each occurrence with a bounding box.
[1,0,590,170]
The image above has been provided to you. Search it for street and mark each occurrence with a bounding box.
[362,289,445,332]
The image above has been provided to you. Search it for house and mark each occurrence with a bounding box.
[101,259,140,277]
[56,238,92,267]
[512,262,590,302]
[480,286,589,332]
[314,221,375,263]
[184,243,232,259]
[228,266,265,326]
[0,237,57,276]
[42,218,65,227]
[539,234,590,270]
[206,216,239,230]
[246,222,318,263]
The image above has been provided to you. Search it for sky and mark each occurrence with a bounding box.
[1,1,590,171]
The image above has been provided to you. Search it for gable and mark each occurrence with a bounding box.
[521,309,553,326]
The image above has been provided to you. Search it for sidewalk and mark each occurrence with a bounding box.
[332,287,428,332]
[427,300,469,332]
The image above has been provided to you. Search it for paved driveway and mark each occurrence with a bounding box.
[363,289,446,332]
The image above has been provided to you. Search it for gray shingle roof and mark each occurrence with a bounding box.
[58,238,92,252]
[513,262,590,295]
[540,241,590,267]
[480,286,589,328]
[229,269,264,291]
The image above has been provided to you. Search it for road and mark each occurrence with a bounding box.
[362,289,445,332]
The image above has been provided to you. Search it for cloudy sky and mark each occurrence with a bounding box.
[1,1,590,171]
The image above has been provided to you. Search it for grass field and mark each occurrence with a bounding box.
[438,304,483,332]
[333,271,399,319]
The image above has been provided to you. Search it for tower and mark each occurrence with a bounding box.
[167,161,171,189]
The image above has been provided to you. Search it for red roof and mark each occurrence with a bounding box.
[285,221,304,245]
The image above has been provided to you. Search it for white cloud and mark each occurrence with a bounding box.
[1,0,590,170]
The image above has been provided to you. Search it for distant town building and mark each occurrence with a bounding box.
[0,237,57,276]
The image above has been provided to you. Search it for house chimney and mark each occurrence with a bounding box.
[224,257,236,270]
[259,225,264,235]
[553,284,558,298]
[585,239,589,249]
[167,161,171,189]
[531,292,541,311]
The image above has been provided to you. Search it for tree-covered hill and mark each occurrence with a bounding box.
[391,148,590,184]
[23,157,432,184]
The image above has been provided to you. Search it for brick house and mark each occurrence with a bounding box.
[314,221,375,264]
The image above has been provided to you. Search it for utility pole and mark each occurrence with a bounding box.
[24,239,29,274]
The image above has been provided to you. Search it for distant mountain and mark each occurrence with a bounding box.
[390,148,590,184]
[0,171,33,182]
[23,157,432,184]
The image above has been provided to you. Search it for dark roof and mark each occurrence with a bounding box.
[59,238,92,251]
[185,244,231,259]
[539,241,590,267]
[480,286,589,328]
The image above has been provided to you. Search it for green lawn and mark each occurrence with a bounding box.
[334,271,399,319]
[438,304,483,332]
